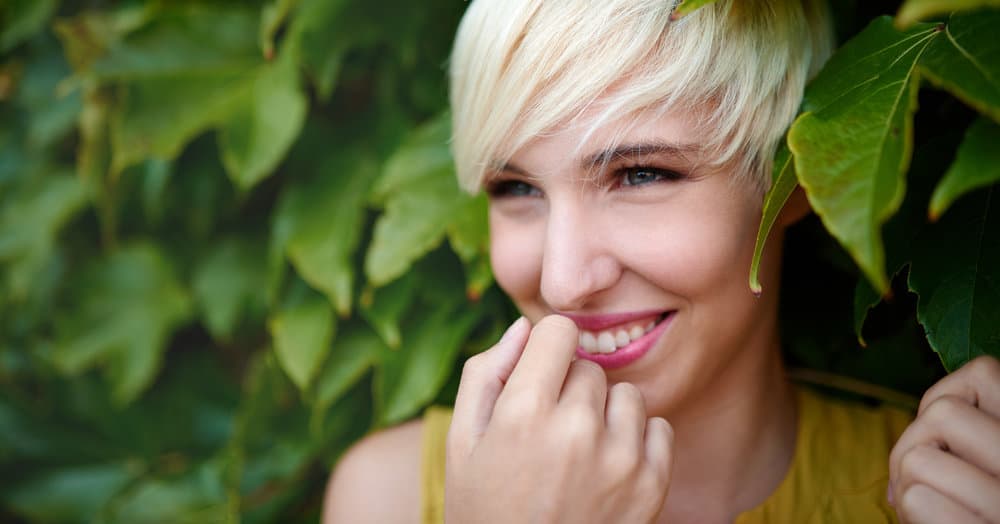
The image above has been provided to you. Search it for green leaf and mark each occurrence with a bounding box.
[260,0,299,60]
[749,144,795,296]
[909,187,1000,371]
[789,18,939,294]
[674,0,720,17]
[193,237,269,342]
[897,0,1000,28]
[446,194,494,298]
[110,71,255,175]
[918,11,1000,123]
[285,0,354,99]
[51,244,193,405]
[313,323,383,410]
[376,302,481,426]
[0,0,58,52]
[360,273,417,349]
[276,148,376,316]
[853,278,882,347]
[218,52,307,190]
[929,117,1000,220]
[3,463,135,523]
[369,113,453,205]
[268,296,335,392]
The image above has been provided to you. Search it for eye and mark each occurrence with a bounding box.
[485,179,542,198]
[620,167,684,187]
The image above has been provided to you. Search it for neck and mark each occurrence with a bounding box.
[656,344,797,524]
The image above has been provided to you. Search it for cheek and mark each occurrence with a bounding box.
[489,213,543,305]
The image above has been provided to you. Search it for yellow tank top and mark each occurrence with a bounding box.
[420,385,913,523]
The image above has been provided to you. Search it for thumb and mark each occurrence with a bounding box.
[449,317,531,449]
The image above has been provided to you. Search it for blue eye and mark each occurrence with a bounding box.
[621,167,683,187]
[486,179,541,198]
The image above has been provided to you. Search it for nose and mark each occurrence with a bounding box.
[539,201,622,311]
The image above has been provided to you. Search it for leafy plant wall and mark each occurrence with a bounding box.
[0,0,997,522]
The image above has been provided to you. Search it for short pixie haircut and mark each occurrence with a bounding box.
[449,0,834,195]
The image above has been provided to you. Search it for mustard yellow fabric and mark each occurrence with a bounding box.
[420,386,913,523]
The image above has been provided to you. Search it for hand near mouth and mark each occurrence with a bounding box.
[445,315,675,523]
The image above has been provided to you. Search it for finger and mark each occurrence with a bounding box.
[890,395,1000,482]
[896,483,987,524]
[643,417,674,489]
[605,382,646,447]
[559,360,608,413]
[920,356,1000,418]
[893,444,1000,522]
[450,317,531,450]
[502,315,580,405]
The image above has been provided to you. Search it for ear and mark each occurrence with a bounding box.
[776,186,812,227]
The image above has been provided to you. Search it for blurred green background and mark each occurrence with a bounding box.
[1,0,997,522]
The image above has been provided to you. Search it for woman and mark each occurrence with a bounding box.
[325,0,1000,522]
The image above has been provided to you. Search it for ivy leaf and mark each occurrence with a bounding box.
[268,296,335,393]
[673,0,720,18]
[918,11,1000,123]
[446,194,493,298]
[3,463,135,523]
[193,237,269,342]
[276,149,375,316]
[375,302,481,426]
[897,0,1000,28]
[313,323,383,410]
[909,187,1000,371]
[853,278,883,347]
[929,117,1000,220]
[789,18,939,294]
[749,144,795,296]
[360,273,417,349]
[369,113,453,205]
[260,0,299,60]
[51,244,193,405]
[0,0,58,52]
[218,51,307,190]
[285,0,354,99]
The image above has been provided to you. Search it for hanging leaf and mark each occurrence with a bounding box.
[284,0,354,99]
[218,51,307,190]
[50,244,193,405]
[789,18,939,294]
[446,193,493,297]
[852,279,883,347]
[193,237,269,342]
[0,0,58,53]
[749,144,795,296]
[929,117,1000,220]
[375,302,481,426]
[268,296,335,393]
[909,187,1000,371]
[313,323,383,410]
[369,113,453,205]
[360,273,416,349]
[897,0,1000,28]
[917,11,1000,123]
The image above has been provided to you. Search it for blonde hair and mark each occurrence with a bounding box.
[449,0,834,195]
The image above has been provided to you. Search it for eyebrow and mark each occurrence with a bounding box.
[492,140,702,180]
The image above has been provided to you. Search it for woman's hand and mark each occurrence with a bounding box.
[445,315,674,524]
[889,355,1000,524]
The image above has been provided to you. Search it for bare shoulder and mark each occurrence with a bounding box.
[322,418,425,524]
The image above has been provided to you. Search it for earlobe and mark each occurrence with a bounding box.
[777,186,812,227]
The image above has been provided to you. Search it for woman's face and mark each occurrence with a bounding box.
[487,108,780,416]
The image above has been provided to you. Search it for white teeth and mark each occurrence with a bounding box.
[646,321,655,332]
[579,332,597,352]
[629,325,645,339]
[615,330,630,348]
[597,332,617,353]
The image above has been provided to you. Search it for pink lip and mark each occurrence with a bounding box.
[558,309,666,331]
[573,312,674,370]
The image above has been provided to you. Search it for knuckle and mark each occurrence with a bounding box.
[499,390,546,419]
[571,359,606,384]
[611,381,645,407]
[461,354,486,377]
[898,445,934,487]
[558,406,601,443]
[971,355,1000,381]
[923,394,964,425]
[604,442,641,475]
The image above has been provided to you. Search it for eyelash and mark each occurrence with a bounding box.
[485,165,686,198]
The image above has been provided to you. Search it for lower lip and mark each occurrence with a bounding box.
[575,313,674,369]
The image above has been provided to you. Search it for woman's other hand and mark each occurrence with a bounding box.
[445,315,674,523]
[889,355,1000,523]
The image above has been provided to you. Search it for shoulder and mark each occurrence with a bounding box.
[322,418,425,524]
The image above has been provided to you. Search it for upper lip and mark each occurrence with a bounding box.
[556,309,668,332]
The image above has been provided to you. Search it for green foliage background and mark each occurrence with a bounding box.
[1,0,997,521]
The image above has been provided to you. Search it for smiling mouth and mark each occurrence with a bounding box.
[577,312,671,355]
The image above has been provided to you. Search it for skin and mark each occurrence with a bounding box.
[323,106,1000,524]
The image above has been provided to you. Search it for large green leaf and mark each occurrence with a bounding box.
[918,11,1000,123]
[897,0,1000,28]
[368,113,453,205]
[50,244,193,404]
[749,144,795,296]
[929,117,1000,220]
[313,323,383,410]
[268,296,335,392]
[193,237,269,342]
[446,193,493,298]
[0,0,58,52]
[218,51,307,190]
[789,18,938,294]
[3,463,135,523]
[909,187,1000,370]
[275,148,376,316]
[360,272,417,349]
[285,0,358,99]
[375,302,481,426]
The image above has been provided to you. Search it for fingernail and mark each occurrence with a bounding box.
[500,316,528,342]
